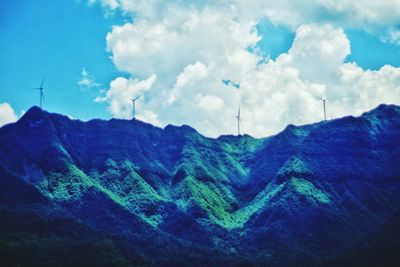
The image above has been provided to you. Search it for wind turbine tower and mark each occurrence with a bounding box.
[32,77,45,109]
[236,104,241,135]
[127,96,140,119]
[317,96,328,121]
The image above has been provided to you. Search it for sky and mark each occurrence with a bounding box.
[1,0,400,137]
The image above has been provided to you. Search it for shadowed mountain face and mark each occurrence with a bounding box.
[0,104,399,267]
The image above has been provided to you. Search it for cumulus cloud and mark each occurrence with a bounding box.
[78,68,100,89]
[167,61,211,105]
[0,103,18,127]
[235,0,400,31]
[94,0,400,30]
[196,94,224,113]
[284,25,350,83]
[95,74,157,120]
[106,9,260,78]
[239,24,400,134]
[94,1,400,137]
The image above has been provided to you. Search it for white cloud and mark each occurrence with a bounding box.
[78,68,100,89]
[0,103,18,127]
[381,27,400,45]
[196,94,224,113]
[88,0,119,10]
[95,1,400,137]
[136,109,161,126]
[102,7,259,135]
[237,25,400,134]
[284,24,350,83]
[167,61,211,105]
[106,9,259,78]
[95,74,157,119]
[95,0,400,30]
[235,0,400,30]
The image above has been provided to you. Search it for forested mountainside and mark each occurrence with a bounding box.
[1,104,399,266]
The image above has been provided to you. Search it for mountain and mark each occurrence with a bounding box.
[0,104,399,267]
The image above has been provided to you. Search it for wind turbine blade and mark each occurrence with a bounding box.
[312,94,323,101]
[40,77,45,88]
[134,96,141,101]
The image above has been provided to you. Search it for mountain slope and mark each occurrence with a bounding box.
[0,104,399,266]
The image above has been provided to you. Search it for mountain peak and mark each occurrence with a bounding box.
[362,103,400,118]
[24,105,45,115]
[164,123,199,136]
[19,106,49,123]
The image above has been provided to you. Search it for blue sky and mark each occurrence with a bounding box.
[0,0,126,119]
[1,0,400,136]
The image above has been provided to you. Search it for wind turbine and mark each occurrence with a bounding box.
[316,96,328,121]
[235,104,241,135]
[31,77,45,109]
[127,96,140,119]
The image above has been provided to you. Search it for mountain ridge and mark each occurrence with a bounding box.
[0,104,399,266]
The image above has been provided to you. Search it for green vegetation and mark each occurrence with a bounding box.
[39,161,166,227]
[290,177,331,204]
[90,160,166,227]
[278,157,310,177]
[366,114,384,137]
[36,154,330,231]
[177,176,285,229]
[234,182,285,224]
[293,128,309,137]
[39,164,91,201]
[219,136,263,154]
